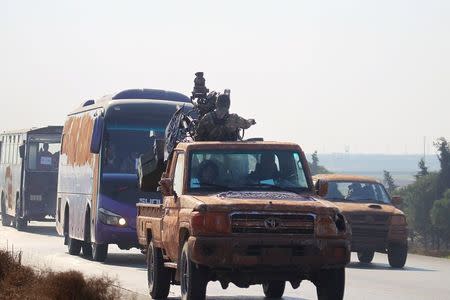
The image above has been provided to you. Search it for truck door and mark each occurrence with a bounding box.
[162,151,185,261]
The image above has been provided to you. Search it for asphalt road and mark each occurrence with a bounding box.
[1,221,449,300]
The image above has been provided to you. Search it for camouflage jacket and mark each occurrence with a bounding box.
[195,111,254,141]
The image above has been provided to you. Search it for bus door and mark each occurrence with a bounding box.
[24,135,61,220]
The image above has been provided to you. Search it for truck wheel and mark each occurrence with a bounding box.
[315,268,345,300]
[147,240,170,299]
[1,194,9,226]
[388,244,407,268]
[67,236,82,255]
[357,250,374,263]
[92,243,108,262]
[262,281,285,298]
[180,242,208,300]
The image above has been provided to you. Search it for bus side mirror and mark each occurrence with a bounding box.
[90,116,104,154]
[19,144,25,158]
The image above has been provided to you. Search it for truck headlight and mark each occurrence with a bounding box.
[191,212,231,236]
[390,215,406,226]
[315,216,338,237]
[98,207,127,227]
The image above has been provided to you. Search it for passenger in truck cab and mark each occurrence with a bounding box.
[248,153,280,183]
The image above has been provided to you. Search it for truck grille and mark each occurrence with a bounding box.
[352,225,389,239]
[347,213,390,224]
[230,213,315,235]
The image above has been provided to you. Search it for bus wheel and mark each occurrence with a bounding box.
[68,236,82,255]
[1,194,9,226]
[92,243,108,262]
[15,217,27,231]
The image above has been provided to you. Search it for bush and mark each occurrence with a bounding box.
[0,249,121,300]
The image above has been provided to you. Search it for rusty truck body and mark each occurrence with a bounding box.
[137,141,350,300]
[0,126,62,230]
[313,174,408,268]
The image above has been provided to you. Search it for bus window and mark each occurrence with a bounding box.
[27,141,60,171]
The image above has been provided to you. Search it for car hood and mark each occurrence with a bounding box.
[331,201,404,215]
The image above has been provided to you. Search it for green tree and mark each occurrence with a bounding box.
[308,151,331,175]
[383,170,398,194]
[430,189,450,249]
[434,137,450,196]
[398,173,440,249]
[415,158,429,179]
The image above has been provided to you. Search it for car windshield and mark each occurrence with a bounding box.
[324,181,391,204]
[188,149,310,194]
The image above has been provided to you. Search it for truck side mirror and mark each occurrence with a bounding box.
[90,116,104,154]
[391,195,402,207]
[19,144,25,158]
[159,177,174,196]
[317,182,328,197]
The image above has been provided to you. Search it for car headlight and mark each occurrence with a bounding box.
[390,215,406,226]
[98,207,127,227]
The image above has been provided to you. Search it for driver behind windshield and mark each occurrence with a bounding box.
[197,160,219,186]
[249,153,279,183]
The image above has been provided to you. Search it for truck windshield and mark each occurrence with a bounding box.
[324,181,391,204]
[188,150,310,193]
[27,135,61,171]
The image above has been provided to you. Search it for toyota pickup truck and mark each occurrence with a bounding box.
[137,141,350,300]
[313,174,408,268]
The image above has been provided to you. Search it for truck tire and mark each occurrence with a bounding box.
[357,250,374,263]
[315,268,345,300]
[388,244,407,268]
[92,243,108,262]
[147,240,170,299]
[180,242,208,300]
[1,194,9,226]
[262,281,285,298]
[67,236,82,255]
[15,217,27,231]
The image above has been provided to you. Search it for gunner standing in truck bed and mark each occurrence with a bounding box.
[195,93,256,141]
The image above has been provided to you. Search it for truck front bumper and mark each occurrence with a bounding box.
[188,235,350,270]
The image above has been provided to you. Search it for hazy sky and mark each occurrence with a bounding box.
[1,0,449,154]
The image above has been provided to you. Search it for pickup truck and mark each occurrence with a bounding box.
[137,141,350,300]
[313,174,408,268]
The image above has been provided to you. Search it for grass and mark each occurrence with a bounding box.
[0,249,122,300]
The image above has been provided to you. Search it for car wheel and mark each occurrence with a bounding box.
[357,250,375,263]
[388,243,407,268]
[147,240,171,299]
[315,267,345,300]
[263,281,285,298]
[180,241,208,300]
[92,243,108,262]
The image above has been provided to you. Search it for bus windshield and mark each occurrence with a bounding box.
[27,135,61,171]
[101,103,180,175]
[100,102,183,205]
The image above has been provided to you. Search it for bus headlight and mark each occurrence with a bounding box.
[98,208,127,227]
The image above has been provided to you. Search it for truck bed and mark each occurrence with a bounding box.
[136,203,164,248]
